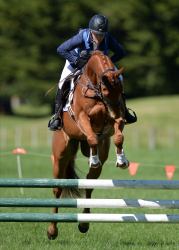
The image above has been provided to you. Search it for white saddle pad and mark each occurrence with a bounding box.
[63,78,75,112]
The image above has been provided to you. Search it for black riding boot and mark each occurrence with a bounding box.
[48,88,63,131]
[122,93,137,124]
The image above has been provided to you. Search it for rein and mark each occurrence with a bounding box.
[79,67,121,108]
[76,67,122,137]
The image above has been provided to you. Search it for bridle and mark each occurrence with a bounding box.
[79,67,121,108]
[76,67,122,137]
[98,68,122,108]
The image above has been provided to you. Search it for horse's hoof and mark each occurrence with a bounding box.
[116,160,130,169]
[91,162,101,168]
[47,228,58,240]
[78,223,89,233]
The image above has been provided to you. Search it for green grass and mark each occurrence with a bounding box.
[0,96,179,249]
[0,145,179,250]
[124,95,179,148]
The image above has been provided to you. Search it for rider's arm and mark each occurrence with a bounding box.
[108,34,126,63]
[57,32,84,66]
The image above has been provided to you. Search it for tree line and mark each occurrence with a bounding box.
[0,0,179,113]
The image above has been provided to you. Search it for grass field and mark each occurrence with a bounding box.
[0,96,179,249]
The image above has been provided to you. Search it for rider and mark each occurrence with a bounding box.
[48,14,137,131]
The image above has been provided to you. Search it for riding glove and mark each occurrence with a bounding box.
[75,58,88,68]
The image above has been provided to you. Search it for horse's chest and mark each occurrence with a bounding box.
[88,103,106,125]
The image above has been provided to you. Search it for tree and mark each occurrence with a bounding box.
[0,0,178,114]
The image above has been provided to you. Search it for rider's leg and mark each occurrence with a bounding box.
[116,69,137,124]
[48,60,75,131]
[121,92,137,124]
[48,87,63,131]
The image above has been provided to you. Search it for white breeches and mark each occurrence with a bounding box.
[58,60,75,89]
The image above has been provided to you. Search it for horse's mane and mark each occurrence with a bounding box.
[91,50,109,68]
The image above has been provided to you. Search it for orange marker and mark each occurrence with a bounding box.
[165,165,176,180]
[129,162,139,176]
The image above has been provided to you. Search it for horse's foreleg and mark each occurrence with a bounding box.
[86,130,101,168]
[78,113,101,167]
[113,118,129,169]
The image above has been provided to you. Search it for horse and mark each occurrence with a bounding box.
[47,50,129,240]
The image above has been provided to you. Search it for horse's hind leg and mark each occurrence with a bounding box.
[78,138,110,233]
[47,131,79,240]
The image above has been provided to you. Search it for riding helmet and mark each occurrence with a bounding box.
[89,14,109,35]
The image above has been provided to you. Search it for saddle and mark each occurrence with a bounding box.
[60,71,82,111]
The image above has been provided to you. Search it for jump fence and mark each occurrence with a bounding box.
[0,178,179,223]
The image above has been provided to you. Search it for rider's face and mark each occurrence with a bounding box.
[91,31,105,43]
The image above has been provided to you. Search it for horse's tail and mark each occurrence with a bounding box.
[61,158,84,198]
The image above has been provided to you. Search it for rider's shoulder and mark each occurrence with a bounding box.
[77,28,90,35]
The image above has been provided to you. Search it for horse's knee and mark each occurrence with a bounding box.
[113,132,124,148]
[87,134,98,149]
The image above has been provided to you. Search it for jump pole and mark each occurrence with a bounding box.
[0,198,179,209]
[0,213,179,223]
[0,179,179,189]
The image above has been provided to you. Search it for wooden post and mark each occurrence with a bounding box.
[149,126,156,149]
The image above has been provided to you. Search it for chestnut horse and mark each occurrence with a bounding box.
[47,50,129,240]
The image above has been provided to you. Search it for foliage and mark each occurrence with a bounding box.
[0,0,179,111]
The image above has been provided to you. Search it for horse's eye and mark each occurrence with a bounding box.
[102,76,110,85]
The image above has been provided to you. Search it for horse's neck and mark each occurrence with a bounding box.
[86,57,107,86]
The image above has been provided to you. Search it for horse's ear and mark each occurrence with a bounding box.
[115,67,124,77]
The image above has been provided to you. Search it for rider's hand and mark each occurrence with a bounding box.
[75,58,87,68]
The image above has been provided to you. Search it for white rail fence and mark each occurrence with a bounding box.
[0,127,53,148]
[0,126,176,148]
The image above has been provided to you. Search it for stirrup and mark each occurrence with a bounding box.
[125,108,137,125]
[48,115,62,131]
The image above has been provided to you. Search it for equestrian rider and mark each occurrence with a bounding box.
[48,14,137,131]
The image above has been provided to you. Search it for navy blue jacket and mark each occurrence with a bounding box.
[57,28,126,68]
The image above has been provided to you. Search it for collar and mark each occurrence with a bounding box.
[86,29,93,43]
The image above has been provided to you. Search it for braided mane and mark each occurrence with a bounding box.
[92,50,108,68]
